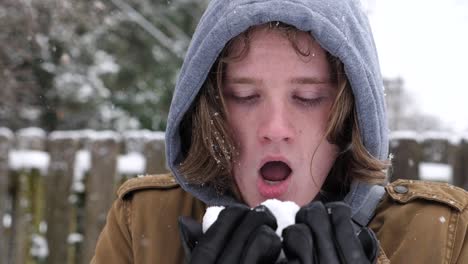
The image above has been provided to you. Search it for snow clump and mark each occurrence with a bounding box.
[202,206,225,233]
[202,199,300,236]
[261,199,300,237]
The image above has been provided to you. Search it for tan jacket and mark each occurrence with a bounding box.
[91,174,468,264]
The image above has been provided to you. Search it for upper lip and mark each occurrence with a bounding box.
[258,156,292,172]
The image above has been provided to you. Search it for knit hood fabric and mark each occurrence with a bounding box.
[165,0,389,206]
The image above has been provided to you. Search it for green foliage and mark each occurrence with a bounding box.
[0,0,209,131]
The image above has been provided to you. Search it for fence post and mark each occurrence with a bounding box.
[421,132,454,183]
[16,127,47,151]
[80,131,120,264]
[45,132,79,264]
[389,132,421,182]
[144,132,167,175]
[421,133,451,163]
[123,130,147,154]
[9,128,49,264]
[0,128,13,264]
[462,139,468,190]
[452,138,468,189]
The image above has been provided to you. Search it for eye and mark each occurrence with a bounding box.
[228,94,260,104]
[293,95,325,107]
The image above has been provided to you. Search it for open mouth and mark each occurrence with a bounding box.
[260,161,292,185]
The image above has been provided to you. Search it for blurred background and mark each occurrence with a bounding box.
[0,0,467,263]
[0,0,209,132]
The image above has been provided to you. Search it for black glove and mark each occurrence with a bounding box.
[178,204,282,264]
[282,201,379,264]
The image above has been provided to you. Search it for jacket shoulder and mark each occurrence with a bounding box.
[117,173,180,199]
[385,179,468,211]
[371,180,468,263]
[105,173,205,263]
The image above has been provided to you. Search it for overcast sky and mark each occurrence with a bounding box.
[367,0,468,132]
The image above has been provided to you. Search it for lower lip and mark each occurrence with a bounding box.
[256,174,291,199]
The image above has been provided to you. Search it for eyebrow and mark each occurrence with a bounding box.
[224,77,331,85]
[225,77,258,84]
[290,77,331,84]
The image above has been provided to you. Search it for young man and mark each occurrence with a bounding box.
[92,1,468,263]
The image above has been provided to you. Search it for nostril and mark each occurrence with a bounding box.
[262,135,291,143]
[258,114,295,143]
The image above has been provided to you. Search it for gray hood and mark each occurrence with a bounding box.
[166,0,389,206]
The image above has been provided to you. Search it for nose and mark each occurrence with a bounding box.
[257,101,295,144]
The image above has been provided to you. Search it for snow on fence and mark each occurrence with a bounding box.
[389,130,468,185]
[0,128,166,264]
[0,127,468,264]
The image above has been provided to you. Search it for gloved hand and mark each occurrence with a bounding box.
[178,204,282,264]
[282,201,379,264]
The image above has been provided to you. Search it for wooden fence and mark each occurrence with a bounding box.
[389,131,468,187]
[0,128,167,264]
[0,128,467,264]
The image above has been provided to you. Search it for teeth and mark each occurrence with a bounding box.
[265,180,280,185]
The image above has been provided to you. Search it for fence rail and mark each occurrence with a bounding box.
[0,127,467,264]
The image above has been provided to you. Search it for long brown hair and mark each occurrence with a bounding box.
[178,22,390,196]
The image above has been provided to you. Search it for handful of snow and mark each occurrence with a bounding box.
[202,199,300,237]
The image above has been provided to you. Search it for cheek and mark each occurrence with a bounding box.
[226,106,255,150]
[225,103,242,132]
[299,114,338,167]
[297,114,329,139]
[317,142,339,165]
[226,116,243,147]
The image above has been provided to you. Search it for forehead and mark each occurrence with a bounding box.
[225,26,332,80]
[228,24,327,56]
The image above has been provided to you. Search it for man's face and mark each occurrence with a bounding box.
[223,28,339,207]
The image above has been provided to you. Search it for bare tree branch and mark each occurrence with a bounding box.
[109,0,184,58]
